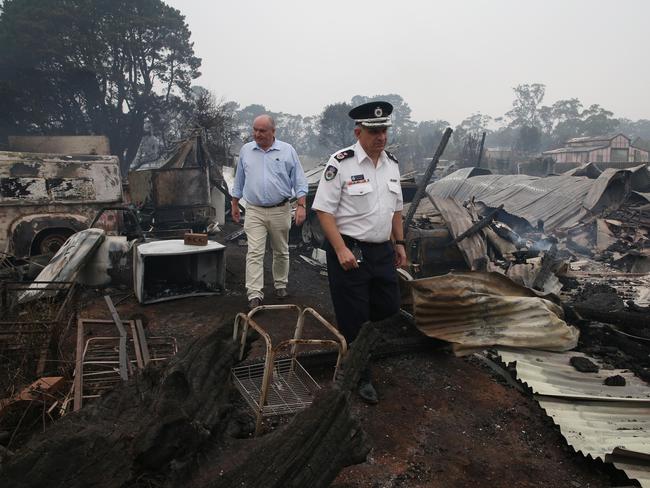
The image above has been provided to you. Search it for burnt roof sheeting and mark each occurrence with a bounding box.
[427,168,631,231]
[494,347,650,486]
[537,397,650,463]
[610,453,650,488]
[410,272,579,355]
[495,348,650,402]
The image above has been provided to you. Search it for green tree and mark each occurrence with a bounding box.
[318,102,354,153]
[579,104,619,136]
[506,83,546,128]
[0,0,200,175]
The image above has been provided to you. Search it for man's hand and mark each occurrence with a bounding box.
[231,203,241,223]
[294,206,306,226]
[394,244,407,267]
[337,246,359,271]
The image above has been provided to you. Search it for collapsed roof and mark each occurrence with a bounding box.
[427,167,637,231]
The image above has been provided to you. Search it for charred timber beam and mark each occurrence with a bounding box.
[573,305,650,333]
[403,127,453,233]
[451,204,504,244]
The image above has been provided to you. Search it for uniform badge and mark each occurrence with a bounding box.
[374,107,383,117]
[351,174,365,182]
[324,165,338,181]
[334,149,354,161]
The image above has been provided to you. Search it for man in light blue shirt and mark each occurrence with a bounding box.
[231,114,308,309]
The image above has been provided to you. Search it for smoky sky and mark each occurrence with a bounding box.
[165,0,650,124]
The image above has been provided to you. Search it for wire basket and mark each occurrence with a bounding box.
[231,304,347,435]
[232,357,320,417]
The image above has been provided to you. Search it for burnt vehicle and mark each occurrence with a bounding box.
[0,151,123,258]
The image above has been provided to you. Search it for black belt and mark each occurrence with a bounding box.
[341,235,388,247]
[258,198,288,208]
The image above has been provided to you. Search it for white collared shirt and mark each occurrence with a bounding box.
[312,141,403,243]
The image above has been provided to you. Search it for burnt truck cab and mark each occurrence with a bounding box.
[0,151,123,258]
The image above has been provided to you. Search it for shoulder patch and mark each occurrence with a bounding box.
[385,150,399,163]
[334,149,354,161]
[324,165,338,181]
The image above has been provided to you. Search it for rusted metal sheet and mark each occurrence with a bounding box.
[151,167,210,207]
[129,165,213,230]
[429,196,487,270]
[409,271,579,355]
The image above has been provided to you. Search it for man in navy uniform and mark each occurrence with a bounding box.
[312,101,407,404]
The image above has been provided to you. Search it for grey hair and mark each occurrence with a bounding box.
[255,114,275,129]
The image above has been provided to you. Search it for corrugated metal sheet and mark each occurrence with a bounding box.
[427,168,631,231]
[495,348,650,401]
[494,347,650,487]
[610,453,650,488]
[536,397,650,461]
[409,272,579,355]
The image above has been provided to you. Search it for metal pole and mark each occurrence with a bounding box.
[403,127,453,234]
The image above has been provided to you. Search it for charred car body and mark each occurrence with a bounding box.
[0,151,123,258]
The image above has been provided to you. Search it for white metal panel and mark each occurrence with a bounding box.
[496,348,650,401]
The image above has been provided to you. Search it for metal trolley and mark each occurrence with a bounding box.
[231,304,347,435]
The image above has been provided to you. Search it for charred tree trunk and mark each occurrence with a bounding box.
[209,324,380,488]
[1,323,381,488]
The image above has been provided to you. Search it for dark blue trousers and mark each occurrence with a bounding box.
[324,237,400,343]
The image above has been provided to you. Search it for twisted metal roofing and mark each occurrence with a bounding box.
[427,168,631,230]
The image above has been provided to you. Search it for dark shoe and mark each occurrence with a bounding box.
[248,297,262,310]
[358,380,378,404]
[275,288,289,299]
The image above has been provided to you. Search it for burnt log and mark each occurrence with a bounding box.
[208,324,380,488]
[1,322,381,488]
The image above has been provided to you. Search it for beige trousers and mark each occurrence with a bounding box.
[243,202,292,300]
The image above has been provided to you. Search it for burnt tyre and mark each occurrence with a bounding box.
[32,229,74,256]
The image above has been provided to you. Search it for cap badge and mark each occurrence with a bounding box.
[374,107,383,117]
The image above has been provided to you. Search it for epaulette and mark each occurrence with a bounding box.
[385,150,399,163]
[334,149,354,161]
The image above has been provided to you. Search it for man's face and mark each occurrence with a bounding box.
[355,126,388,155]
[253,116,275,149]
